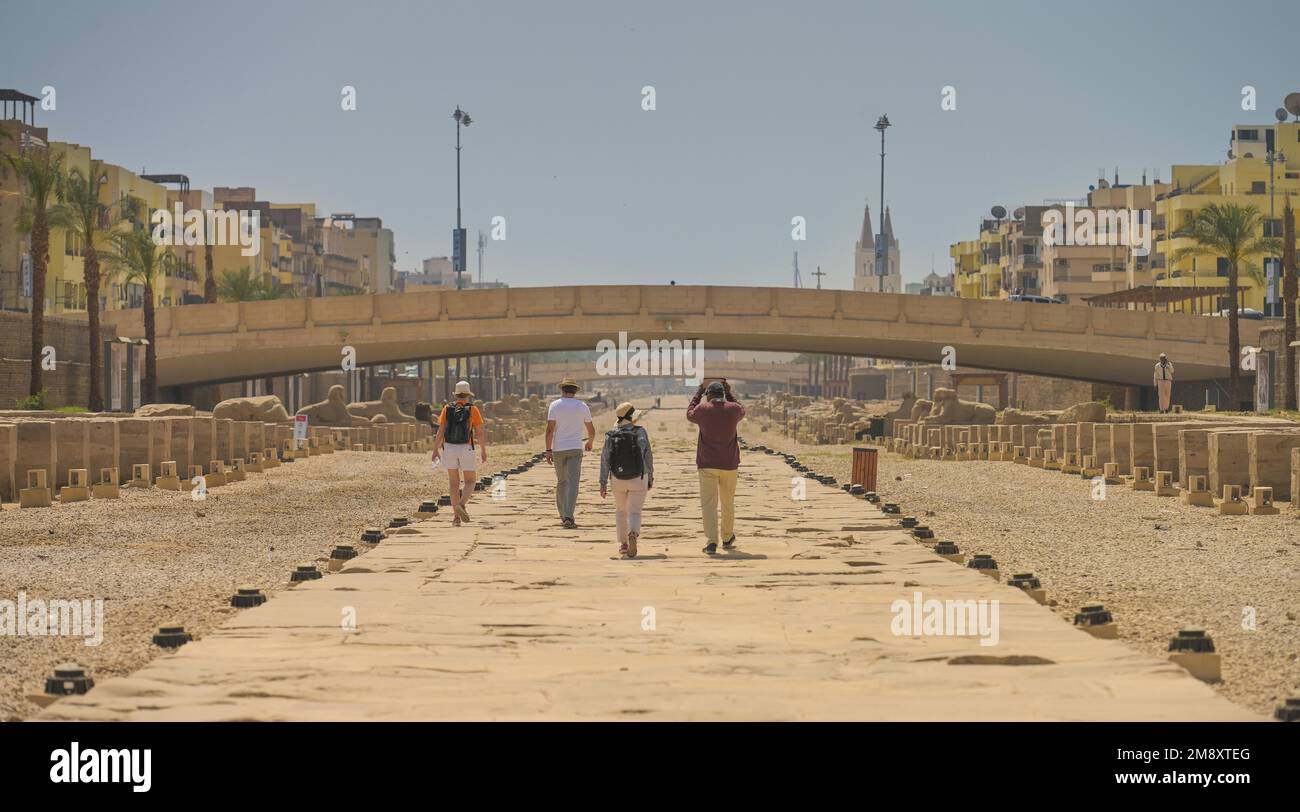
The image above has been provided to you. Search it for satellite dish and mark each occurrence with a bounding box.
[1276,108,1289,123]
[1285,92,1300,118]
[1244,152,1255,159]
[1227,149,1235,159]
[1012,207,1025,220]
[1088,184,1096,191]
[1099,179,1110,189]
[990,205,1007,219]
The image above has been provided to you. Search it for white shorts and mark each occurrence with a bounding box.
[441,443,477,472]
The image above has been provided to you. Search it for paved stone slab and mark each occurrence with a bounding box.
[41,412,1258,721]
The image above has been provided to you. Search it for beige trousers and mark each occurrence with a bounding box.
[698,468,738,544]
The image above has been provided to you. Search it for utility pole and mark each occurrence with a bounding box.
[792,251,802,288]
[1284,194,1297,410]
[477,229,486,285]
[874,114,891,291]
[452,106,472,290]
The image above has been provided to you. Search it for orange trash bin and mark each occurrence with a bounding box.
[852,447,878,491]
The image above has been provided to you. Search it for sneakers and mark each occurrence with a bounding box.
[702,541,718,555]
[625,531,638,559]
[618,541,629,556]
[722,534,736,549]
[454,504,470,523]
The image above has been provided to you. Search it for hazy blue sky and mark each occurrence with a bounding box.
[4,0,1298,288]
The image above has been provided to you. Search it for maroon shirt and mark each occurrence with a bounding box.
[687,393,745,470]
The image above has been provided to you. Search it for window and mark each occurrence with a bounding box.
[1263,219,1283,237]
[1251,181,1266,194]
[1236,129,1260,141]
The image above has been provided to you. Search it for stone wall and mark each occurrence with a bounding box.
[0,311,118,409]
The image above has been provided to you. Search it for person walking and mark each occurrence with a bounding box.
[687,379,745,555]
[1154,353,1175,413]
[599,402,654,558]
[546,377,595,529]
[431,381,487,526]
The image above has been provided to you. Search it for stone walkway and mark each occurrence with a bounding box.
[42,407,1259,721]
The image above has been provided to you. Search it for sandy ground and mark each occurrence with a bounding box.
[0,439,544,720]
[38,397,1254,722]
[748,426,1300,716]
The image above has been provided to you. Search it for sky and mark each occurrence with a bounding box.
[4,0,1299,289]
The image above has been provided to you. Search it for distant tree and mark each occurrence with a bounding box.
[52,166,128,411]
[104,228,176,404]
[1,140,65,396]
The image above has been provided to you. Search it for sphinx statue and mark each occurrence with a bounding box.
[213,394,291,423]
[346,386,414,423]
[297,385,371,427]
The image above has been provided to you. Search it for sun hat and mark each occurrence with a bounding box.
[560,377,580,390]
[615,402,636,422]
[454,380,473,396]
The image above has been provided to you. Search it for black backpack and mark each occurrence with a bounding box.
[607,425,644,480]
[444,403,474,446]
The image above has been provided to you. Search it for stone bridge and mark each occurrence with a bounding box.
[100,285,1259,389]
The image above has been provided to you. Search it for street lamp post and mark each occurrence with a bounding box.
[452,106,473,290]
[1266,149,1287,315]
[873,114,891,292]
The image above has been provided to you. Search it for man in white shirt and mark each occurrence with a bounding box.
[1154,353,1175,413]
[547,377,596,529]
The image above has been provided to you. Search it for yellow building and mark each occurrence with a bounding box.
[950,239,980,299]
[42,142,179,315]
[1152,123,1300,313]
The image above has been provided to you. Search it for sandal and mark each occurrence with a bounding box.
[618,542,629,556]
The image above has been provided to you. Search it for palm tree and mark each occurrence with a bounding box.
[1284,195,1297,411]
[104,228,175,404]
[217,267,295,302]
[217,267,265,302]
[52,165,125,411]
[1,141,66,397]
[1171,202,1281,408]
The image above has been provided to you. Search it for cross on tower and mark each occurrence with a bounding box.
[812,266,826,290]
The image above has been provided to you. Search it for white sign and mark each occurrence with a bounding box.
[293,415,308,450]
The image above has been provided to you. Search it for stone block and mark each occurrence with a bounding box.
[165,417,196,476]
[1181,475,1214,507]
[92,467,120,499]
[1248,486,1279,515]
[1216,484,1246,515]
[1155,470,1178,497]
[1208,431,1252,498]
[1247,431,1300,501]
[156,460,181,491]
[52,420,88,489]
[19,468,52,508]
[0,422,15,502]
[59,467,90,503]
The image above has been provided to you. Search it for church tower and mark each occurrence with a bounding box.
[853,202,902,293]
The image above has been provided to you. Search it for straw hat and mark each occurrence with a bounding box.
[615,402,637,422]
[559,377,580,390]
